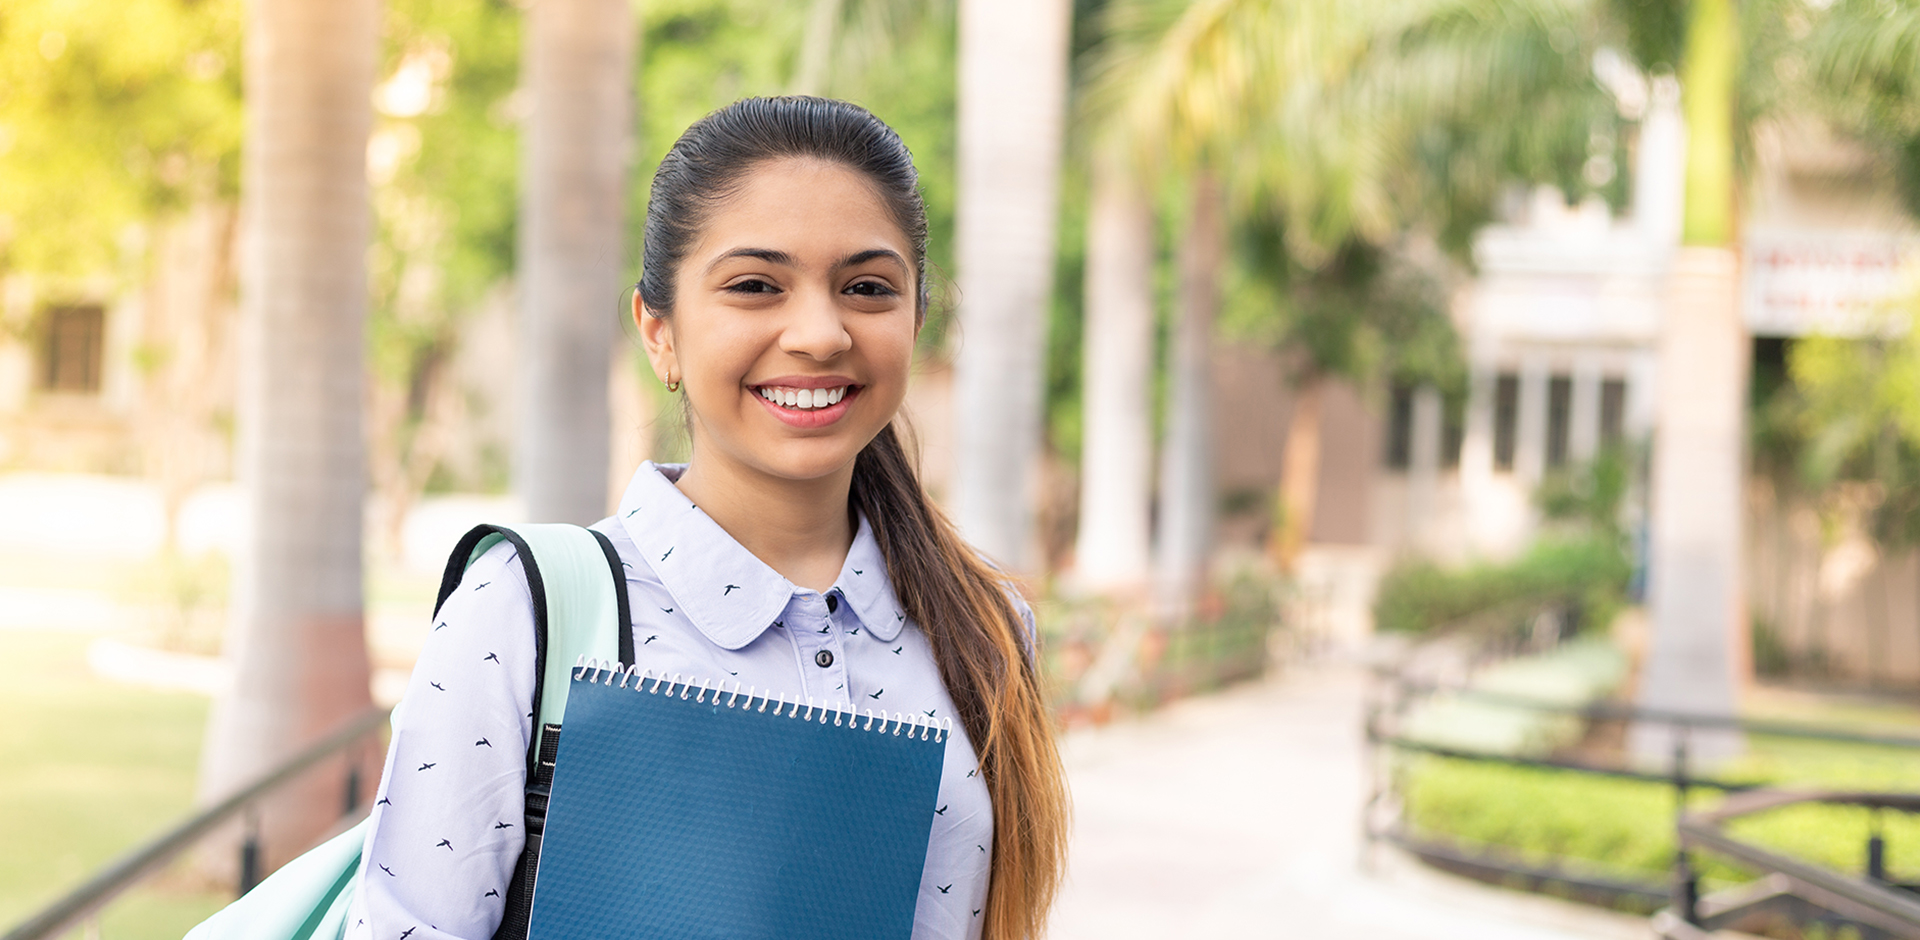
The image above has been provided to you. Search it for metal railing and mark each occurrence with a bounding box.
[1365,622,1920,936]
[3,708,389,940]
[1658,791,1920,940]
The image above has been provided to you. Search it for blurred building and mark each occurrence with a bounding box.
[1267,94,1920,684]
[0,211,523,504]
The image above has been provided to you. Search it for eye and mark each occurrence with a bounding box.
[844,279,897,298]
[725,278,780,295]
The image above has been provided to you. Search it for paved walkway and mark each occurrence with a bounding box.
[1047,662,1654,939]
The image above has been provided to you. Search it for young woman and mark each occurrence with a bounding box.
[345,97,1070,940]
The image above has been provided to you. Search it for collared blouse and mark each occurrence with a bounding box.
[344,461,1016,940]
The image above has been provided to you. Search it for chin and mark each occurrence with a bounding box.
[748,439,869,484]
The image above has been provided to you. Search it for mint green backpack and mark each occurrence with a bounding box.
[186,523,633,940]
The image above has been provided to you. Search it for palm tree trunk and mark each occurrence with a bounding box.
[197,0,379,869]
[1634,0,1746,761]
[516,0,635,524]
[949,0,1072,573]
[1272,371,1324,571]
[790,0,845,96]
[1154,174,1223,621]
[1072,156,1156,594]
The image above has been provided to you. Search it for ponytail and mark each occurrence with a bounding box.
[645,97,1069,937]
[851,423,1069,940]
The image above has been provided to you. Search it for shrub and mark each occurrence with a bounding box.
[1373,536,1631,635]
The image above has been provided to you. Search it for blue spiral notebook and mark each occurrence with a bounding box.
[525,663,949,940]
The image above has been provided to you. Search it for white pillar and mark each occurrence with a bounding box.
[1569,356,1602,462]
[1459,366,1497,551]
[1515,355,1550,484]
[1627,351,1659,439]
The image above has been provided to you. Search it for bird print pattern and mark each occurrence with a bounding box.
[345,461,1014,940]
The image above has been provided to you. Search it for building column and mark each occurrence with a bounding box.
[1569,356,1602,462]
[1627,352,1659,440]
[1515,355,1550,484]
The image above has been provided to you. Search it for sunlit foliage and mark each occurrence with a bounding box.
[0,0,241,277]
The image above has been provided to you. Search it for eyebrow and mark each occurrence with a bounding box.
[706,247,797,273]
[705,247,908,275]
[836,249,908,272]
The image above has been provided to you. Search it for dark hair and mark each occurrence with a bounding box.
[640,97,1068,940]
[639,96,932,321]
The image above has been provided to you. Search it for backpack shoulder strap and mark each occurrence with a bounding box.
[435,522,631,940]
[435,523,634,770]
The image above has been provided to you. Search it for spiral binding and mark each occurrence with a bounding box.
[571,656,952,743]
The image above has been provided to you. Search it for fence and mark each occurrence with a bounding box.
[2,708,388,940]
[1365,622,1920,938]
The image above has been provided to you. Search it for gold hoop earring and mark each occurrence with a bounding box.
[664,372,680,393]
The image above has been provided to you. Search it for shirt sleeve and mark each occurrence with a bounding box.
[1007,587,1038,663]
[346,542,537,940]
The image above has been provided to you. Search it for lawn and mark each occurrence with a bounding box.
[1400,725,1920,897]
[1,629,229,939]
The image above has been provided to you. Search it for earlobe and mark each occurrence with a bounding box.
[638,302,678,387]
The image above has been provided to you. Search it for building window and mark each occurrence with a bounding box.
[1600,378,1627,445]
[40,304,105,394]
[1384,382,1415,471]
[1493,372,1519,471]
[1546,374,1572,467]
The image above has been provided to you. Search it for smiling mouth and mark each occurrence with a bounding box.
[754,384,856,411]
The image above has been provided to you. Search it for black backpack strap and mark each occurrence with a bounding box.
[436,524,552,785]
[437,523,633,940]
[589,528,636,667]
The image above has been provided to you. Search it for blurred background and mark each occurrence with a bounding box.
[6,0,1920,937]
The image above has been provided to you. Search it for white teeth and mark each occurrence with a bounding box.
[759,386,849,409]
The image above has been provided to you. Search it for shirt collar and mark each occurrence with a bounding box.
[834,512,910,642]
[615,462,910,647]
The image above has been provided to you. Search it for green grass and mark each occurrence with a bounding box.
[0,629,228,938]
[1401,732,1920,896]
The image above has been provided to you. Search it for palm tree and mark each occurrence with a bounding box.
[1634,0,1748,759]
[949,0,1074,573]
[197,0,380,866]
[515,0,635,524]
[1077,0,1472,607]
[1071,153,1157,594]
[1154,174,1226,616]
[789,0,947,96]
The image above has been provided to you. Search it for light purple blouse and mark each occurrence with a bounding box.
[344,462,1017,940]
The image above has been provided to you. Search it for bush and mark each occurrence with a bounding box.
[1373,536,1631,635]
[1401,735,1920,896]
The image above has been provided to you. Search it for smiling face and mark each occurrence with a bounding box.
[638,157,919,486]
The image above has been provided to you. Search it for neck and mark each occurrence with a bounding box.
[672,447,855,594]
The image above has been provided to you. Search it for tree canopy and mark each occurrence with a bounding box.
[0,0,241,278]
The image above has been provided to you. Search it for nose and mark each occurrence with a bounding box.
[780,283,852,361]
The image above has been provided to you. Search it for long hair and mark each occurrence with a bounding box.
[640,96,1069,940]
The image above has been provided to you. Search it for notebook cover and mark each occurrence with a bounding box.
[526,672,947,940]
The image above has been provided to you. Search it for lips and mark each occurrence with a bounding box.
[749,380,861,429]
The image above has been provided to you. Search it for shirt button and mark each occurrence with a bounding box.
[815,650,834,668]
[826,593,840,613]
